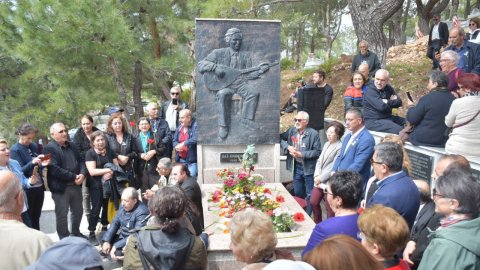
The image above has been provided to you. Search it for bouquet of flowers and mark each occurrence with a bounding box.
[209,145,305,233]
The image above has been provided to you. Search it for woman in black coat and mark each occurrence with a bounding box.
[406,71,455,147]
[106,115,137,188]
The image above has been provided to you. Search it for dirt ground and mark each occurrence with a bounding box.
[279,37,432,132]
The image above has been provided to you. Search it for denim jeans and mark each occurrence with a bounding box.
[293,163,314,215]
[179,158,198,177]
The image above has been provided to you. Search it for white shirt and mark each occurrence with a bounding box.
[431,24,440,40]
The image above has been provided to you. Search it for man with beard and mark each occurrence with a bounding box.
[280,111,321,215]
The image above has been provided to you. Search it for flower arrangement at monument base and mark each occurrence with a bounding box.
[209,158,305,232]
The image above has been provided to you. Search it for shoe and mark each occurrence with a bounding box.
[89,232,99,246]
[219,126,229,139]
[71,233,88,239]
[101,225,108,231]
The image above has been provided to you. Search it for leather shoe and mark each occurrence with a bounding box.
[219,126,229,139]
[88,233,99,246]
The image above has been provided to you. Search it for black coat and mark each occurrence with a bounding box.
[428,22,449,47]
[410,200,442,268]
[43,140,86,193]
[407,88,455,147]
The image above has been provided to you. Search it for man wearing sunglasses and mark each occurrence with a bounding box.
[161,86,188,139]
[427,13,449,70]
[280,111,321,215]
[43,122,87,239]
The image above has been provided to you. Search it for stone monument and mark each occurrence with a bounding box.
[195,19,281,183]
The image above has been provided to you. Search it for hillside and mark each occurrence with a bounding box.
[280,37,432,132]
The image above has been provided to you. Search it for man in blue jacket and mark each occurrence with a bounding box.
[101,187,149,259]
[280,111,321,215]
[366,142,420,228]
[332,108,375,186]
[363,69,405,134]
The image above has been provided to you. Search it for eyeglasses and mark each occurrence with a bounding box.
[294,118,306,122]
[322,187,333,196]
[432,188,448,199]
[357,232,368,241]
[170,92,180,96]
[370,158,383,165]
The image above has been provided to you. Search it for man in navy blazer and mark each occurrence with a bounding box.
[366,142,420,228]
[332,108,375,186]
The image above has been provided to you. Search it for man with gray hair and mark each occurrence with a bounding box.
[366,142,420,228]
[43,122,87,239]
[198,27,270,139]
[0,171,52,269]
[280,111,321,215]
[351,40,381,78]
[443,27,480,74]
[101,187,149,259]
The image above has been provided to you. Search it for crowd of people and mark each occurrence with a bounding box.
[2,14,480,270]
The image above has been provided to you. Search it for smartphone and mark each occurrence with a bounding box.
[40,153,51,161]
[172,98,178,105]
[406,91,414,102]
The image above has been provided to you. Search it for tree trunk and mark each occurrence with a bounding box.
[132,60,143,122]
[401,0,412,44]
[108,56,129,115]
[295,21,303,68]
[150,16,161,59]
[416,0,450,36]
[451,0,459,19]
[348,0,405,67]
[465,0,471,18]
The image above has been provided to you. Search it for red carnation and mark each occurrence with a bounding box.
[275,195,285,203]
[293,212,305,222]
[264,188,271,194]
[147,139,155,144]
[266,210,273,216]
[129,121,136,127]
[291,136,298,143]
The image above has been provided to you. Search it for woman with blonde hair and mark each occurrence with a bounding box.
[382,134,411,175]
[304,234,382,270]
[229,208,294,269]
[358,205,411,270]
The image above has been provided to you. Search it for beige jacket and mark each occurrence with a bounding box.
[0,219,53,270]
[445,96,480,157]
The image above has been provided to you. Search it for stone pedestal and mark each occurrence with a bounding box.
[201,183,315,269]
[198,144,280,183]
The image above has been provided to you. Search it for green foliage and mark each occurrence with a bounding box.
[280,58,295,70]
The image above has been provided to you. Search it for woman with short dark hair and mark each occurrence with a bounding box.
[310,121,345,223]
[85,130,118,245]
[134,117,165,192]
[10,123,50,230]
[406,70,455,147]
[303,171,363,257]
[418,168,480,270]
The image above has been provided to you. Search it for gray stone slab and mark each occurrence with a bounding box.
[195,19,281,145]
